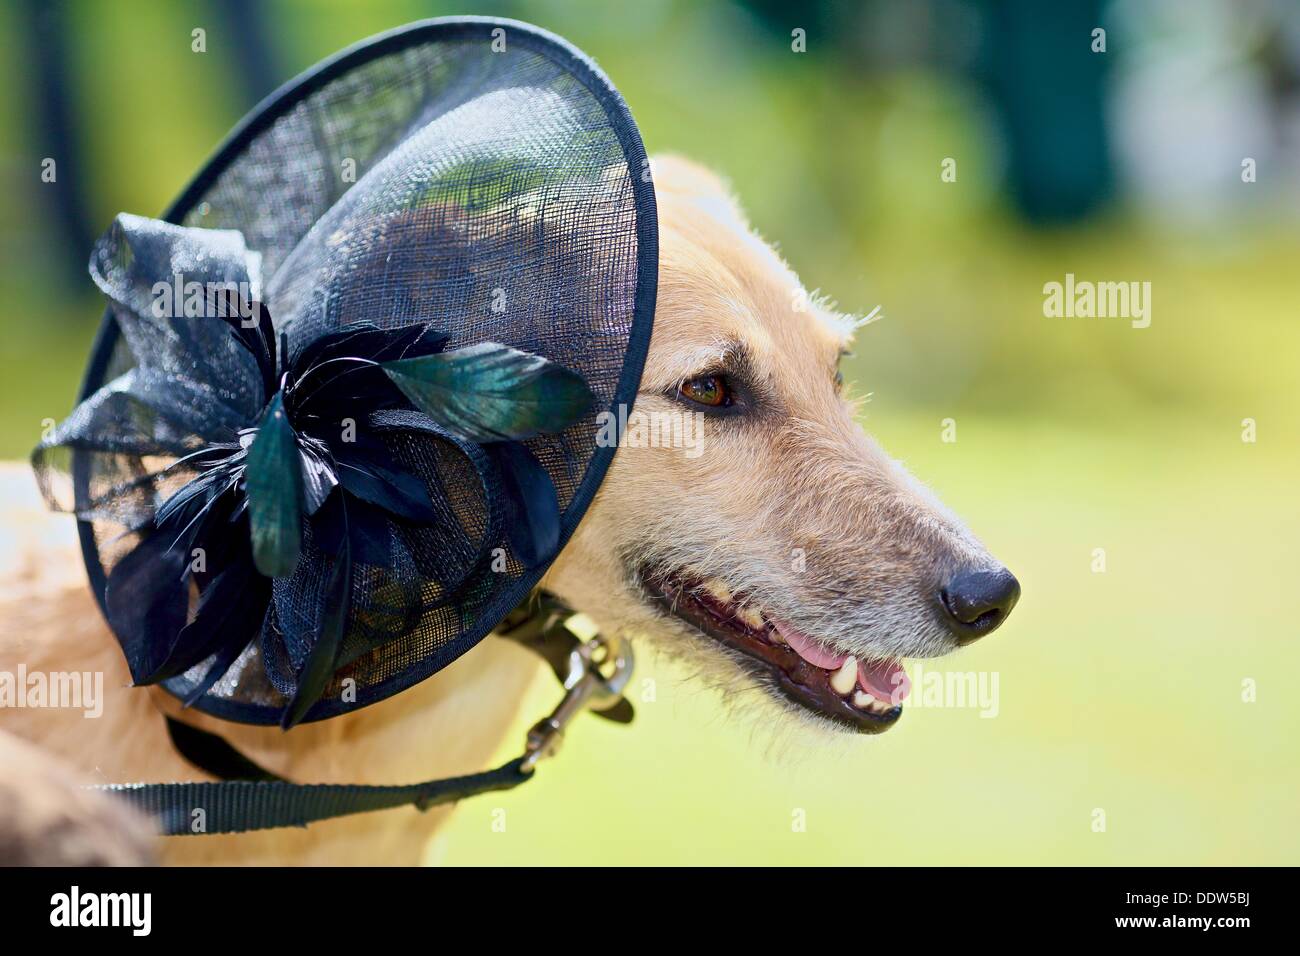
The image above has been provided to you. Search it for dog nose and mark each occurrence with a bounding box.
[938,567,1020,644]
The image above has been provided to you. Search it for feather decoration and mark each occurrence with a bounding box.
[152,462,228,530]
[297,438,339,516]
[104,528,191,685]
[207,288,277,401]
[488,441,561,568]
[311,492,393,567]
[245,393,304,577]
[111,472,263,685]
[282,521,352,729]
[286,322,449,420]
[180,576,268,707]
[382,342,594,443]
[149,559,258,683]
[57,290,597,721]
[292,321,448,374]
[332,434,437,523]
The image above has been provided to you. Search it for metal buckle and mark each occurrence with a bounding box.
[520,626,634,773]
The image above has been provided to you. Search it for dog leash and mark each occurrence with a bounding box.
[93,593,634,836]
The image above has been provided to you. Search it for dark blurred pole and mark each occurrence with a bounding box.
[19,0,94,288]
[740,0,843,38]
[976,0,1114,224]
[215,0,281,107]
[16,0,279,299]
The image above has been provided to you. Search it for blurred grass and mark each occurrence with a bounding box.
[0,1,1295,865]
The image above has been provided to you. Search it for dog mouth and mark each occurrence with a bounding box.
[639,568,911,734]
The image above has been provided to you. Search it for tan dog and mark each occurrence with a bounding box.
[0,156,1017,865]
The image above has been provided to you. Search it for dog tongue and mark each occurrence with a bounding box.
[773,620,911,704]
[772,621,847,669]
[859,658,911,704]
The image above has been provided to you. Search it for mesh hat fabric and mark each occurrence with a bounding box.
[41,17,657,725]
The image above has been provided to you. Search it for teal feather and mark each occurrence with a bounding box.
[245,393,303,577]
[382,342,593,442]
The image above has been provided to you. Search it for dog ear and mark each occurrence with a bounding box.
[651,155,746,214]
[651,154,729,195]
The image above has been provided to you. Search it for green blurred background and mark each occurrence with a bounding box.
[1,0,1296,864]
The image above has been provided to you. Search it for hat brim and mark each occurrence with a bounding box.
[72,17,657,725]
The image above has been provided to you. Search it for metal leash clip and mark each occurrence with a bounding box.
[521,628,634,773]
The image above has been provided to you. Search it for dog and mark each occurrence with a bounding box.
[0,156,1018,865]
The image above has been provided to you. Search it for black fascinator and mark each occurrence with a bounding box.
[32,17,657,727]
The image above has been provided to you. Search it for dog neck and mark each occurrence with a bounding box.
[150,634,541,786]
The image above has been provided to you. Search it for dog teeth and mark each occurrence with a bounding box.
[853,691,877,709]
[851,691,894,715]
[734,604,764,630]
[830,657,858,695]
[769,627,786,645]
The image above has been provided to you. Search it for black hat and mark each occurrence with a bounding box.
[32,17,657,728]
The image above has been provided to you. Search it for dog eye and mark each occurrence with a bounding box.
[678,374,731,408]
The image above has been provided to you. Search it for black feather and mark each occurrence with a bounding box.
[287,323,449,418]
[104,529,190,685]
[333,436,437,522]
[149,560,266,683]
[297,439,338,516]
[343,498,395,567]
[282,525,352,728]
[207,288,277,400]
[488,441,561,568]
[291,321,448,373]
[311,493,393,567]
[154,467,223,530]
[180,573,272,706]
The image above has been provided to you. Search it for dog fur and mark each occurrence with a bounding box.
[0,156,1006,864]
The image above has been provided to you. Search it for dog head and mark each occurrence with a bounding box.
[545,156,1019,735]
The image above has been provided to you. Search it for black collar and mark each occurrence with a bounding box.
[94,592,634,836]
